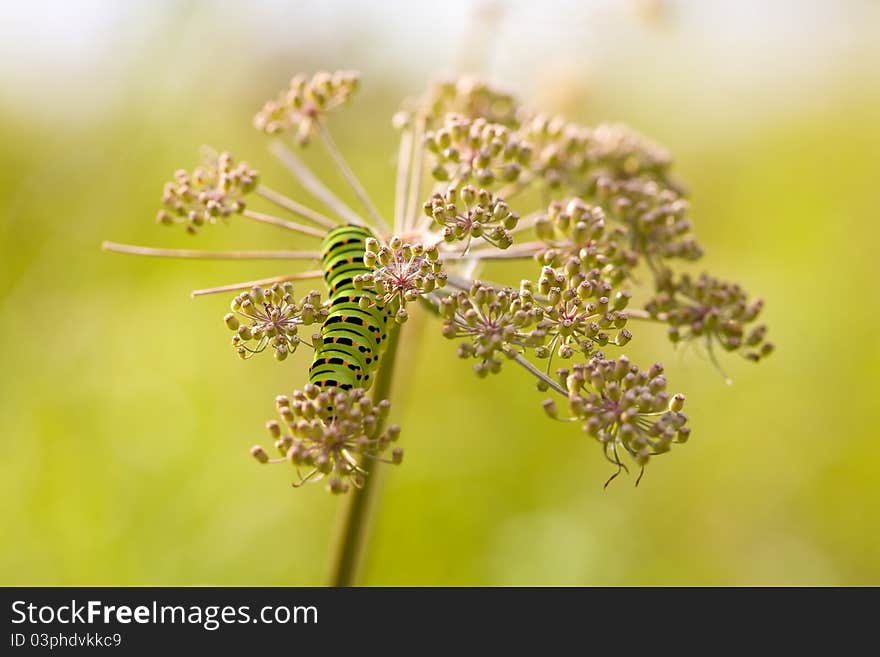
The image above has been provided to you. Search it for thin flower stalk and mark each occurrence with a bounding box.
[255,184,339,229]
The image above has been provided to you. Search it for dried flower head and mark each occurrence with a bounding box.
[156,150,258,234]
[253,70,360,143]
[646,272,773,362]
[252,385,402,493]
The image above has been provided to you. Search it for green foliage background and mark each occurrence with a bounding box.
[1,2,878,585]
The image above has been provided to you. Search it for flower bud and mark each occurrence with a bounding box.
[250,445,269,464]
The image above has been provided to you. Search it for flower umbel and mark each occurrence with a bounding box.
[401,75,520,127]
[583,122,673,185]
[157,150,258,234]
[357,237,447,322]
[252,385,402,494]
[425,184,518,251]
[253,70,360,144]
[525,262,632,360]
[105,70,774,491]
[534,198,638,284]
[646,272,773,362]
[596,176,702,265]
[425,114,531,185]
[545,356,689,485]
[518,113,593,190]
[440,283,534,377]
[225,283,328,361]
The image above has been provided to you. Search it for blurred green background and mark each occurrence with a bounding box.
[2,0,879,585]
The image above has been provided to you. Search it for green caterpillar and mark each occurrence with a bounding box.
[309,224,390,390]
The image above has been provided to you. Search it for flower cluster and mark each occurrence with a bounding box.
[595,176,702,264]
[253,70,360,143]
[111,71,774,490]
[534,198,638,284]
[494,115,674,194]
[425,114,531,185]
[225,284,327,360]
[425,185,518,251]
[439,283,531,377]
[406,75,520,127]
[583,122,673,184]
[545,356,689,478]
[646,272,773,361]
[156,151,258,234]
[518,113,593,189]
[356,237,447,322]
[525,264,632,358]
[251,385,402,493]
[439,272,634,376]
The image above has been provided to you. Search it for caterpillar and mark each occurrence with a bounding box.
[309,224,390,390]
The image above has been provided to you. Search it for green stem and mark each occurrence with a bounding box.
[327,325,402,586]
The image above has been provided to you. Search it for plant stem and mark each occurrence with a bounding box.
[268,139,365,226]
[241,209,325,238]
[394,126,414,231]
[625,308,667,322]
[501,344,569,395]
[327,325,402,586]
[444,241,543,261]
[404,115,426,232]
[255,185,338,229]
[317,122,389,234]
[101,241,319,261]
[190,270,323,297]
